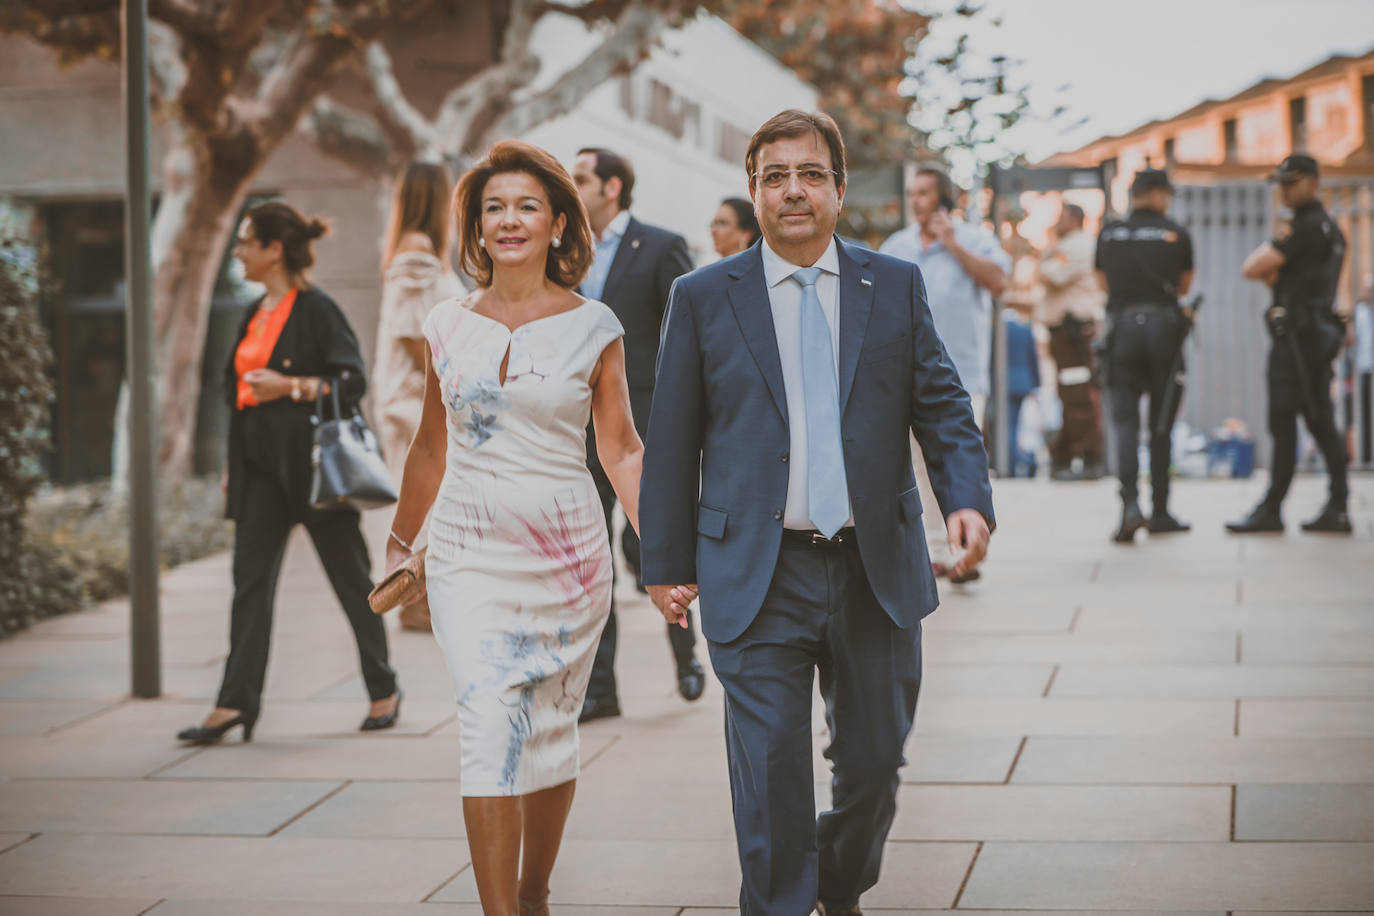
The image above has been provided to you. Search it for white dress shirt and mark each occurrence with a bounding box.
[761,236,854,531]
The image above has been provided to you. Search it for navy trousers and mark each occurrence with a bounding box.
[708,539,922,915]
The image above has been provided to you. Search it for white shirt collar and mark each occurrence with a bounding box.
[761,235,841,289]
[599,209,631,244]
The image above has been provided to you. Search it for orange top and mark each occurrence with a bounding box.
[234,288,298,409]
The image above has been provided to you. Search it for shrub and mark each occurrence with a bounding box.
[0,238,74,635]
[25,476,234,614]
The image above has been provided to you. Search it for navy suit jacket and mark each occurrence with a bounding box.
[639,237,995,644]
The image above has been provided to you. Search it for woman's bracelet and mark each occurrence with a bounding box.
[389,529,415,552]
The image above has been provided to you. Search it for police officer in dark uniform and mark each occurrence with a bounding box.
[1226,154,1351,534]
[1096,168,1195,543]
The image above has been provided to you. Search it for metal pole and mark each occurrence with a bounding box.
[124,0,161,698]
[986,175,1010,476]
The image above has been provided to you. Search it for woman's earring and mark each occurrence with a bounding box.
[479,237,486,248]
[552,236,561,249]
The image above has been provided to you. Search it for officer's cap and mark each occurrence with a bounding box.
[1270,154,1318,183]
[1130,169,1172,195]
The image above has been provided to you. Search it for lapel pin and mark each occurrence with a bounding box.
[632,239,641,249]
[860,278,872,287]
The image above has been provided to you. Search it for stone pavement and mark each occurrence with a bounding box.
[0,475,1371,915]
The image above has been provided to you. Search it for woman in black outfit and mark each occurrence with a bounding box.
[177,201,400,745]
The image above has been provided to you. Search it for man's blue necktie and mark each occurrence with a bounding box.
[793,267,849,537]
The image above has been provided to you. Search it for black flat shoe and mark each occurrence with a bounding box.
[1148,512,1191,534]
[1113,504,1147,543]
[1225,504,1284,534]
[360,688,402,732]
[677,658,706,702]
[1301,505,1353,534]
[176,710,257,745]
[579,693,621,723]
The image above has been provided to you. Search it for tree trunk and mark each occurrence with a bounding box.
[150,136,253,481]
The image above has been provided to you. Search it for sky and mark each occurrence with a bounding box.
[917,0,1374,166]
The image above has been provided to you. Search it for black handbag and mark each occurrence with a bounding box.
[308,382,398,511]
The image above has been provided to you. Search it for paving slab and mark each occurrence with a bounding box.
[960,841,1374,910]
[0,834,469,903]
[429,838,975,909]
[922,630,1238,664]
[147,905,673,916]
[0,700,114,736]
[54,696,458,740]
[1076,603,1374,631]
[912,697,1234,736]
[0,735,198,779]
[1241,629,1374,665]
[0,779,340,836]
[889,784,1230,841]
[1051,664,1374,698]
[1235,784,1374,840]
[1012,736,1374,784]
[917,664,1054,697]
[0,897,161,915]
[1240,700,1374,736]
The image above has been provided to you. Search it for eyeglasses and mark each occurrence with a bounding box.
[752,167,839,190]
[709,218,738,229]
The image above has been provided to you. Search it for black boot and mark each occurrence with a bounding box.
[1301,503,1353,534]
[1113,503,1147,543]
[1225,503,1284,534]
[1149,511,1191,534]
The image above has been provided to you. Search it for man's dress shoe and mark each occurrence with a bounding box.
[677,658,706,701]
[579,694,621,723]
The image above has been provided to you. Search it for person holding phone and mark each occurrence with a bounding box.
[879,166,1009,583]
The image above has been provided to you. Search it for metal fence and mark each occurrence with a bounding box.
[1171,180,1374,470]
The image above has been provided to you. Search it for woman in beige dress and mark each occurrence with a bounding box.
[385,140,696,915]
[374,162,466,631]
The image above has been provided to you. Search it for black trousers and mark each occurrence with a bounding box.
[584,458,698,702]
[1263,335,1349,510]
[216,467,396,714]
[709,541,921,914]
[1108,306,1185,509]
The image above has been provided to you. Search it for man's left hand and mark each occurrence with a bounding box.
[947,509,990,579]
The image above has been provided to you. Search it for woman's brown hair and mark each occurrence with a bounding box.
[246,200,328,281]
[382,161,454,268]
[454,140,594,290]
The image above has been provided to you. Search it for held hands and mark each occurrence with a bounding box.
[946,508,991,580]
[647,584,698,628]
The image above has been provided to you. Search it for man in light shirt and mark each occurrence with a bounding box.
[880,166,1009,582]
[1038,203,1107,480]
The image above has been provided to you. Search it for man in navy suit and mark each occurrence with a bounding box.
[640,110,995,915]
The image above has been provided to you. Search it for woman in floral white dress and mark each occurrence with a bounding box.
[385,140,694,916]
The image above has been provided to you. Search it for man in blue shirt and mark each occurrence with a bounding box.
[571,147,704,720]
[880,166,1009,581]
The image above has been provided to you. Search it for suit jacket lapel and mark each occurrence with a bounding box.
[727,249,789,426]
[836,239,875,411]
[601,216,643,297]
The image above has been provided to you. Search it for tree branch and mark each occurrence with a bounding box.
[358,41,439,161]
[476,2,670,150]
[300,96,396,177]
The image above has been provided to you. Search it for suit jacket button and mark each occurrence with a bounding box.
[773,510,783,521]
[780,451,790,463]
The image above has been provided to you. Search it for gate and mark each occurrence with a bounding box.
[1172,180,1374,470]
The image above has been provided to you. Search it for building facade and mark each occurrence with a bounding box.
[0,12,814,483]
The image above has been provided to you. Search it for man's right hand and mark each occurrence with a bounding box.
[647,584,697,628]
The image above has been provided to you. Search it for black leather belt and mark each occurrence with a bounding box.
[781,527,856,548]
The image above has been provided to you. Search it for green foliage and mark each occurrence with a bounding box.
[20,476,234,630]
[0,237,68,636]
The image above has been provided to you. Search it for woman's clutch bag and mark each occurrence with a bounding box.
[368,548,426,615]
